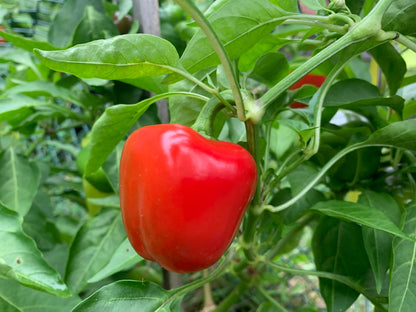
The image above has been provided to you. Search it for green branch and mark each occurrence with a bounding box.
[156,249,234,312]
[396,35,416,53]
[174,0,245,121]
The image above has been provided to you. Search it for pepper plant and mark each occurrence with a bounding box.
[1,0,416,311]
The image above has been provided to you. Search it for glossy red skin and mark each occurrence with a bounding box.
[119,124,257,273]
[289,74,326,108]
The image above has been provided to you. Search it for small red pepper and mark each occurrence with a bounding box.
[119,124,257,273]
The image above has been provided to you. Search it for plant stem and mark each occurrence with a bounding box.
[396,35,416,53]
[174,0,245,121]
[283,19,347,34]
[348,0,393,41]
[192,96,228,136]
[241,121,262,261]
[202,270,216,311]
[257,286,289,312]
[259,33,357,109]
[156,249,234,312]
[24,131,46,157]
[306,60,346,158]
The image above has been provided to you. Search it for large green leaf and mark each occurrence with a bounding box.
[0,148,40,216]
[0,202,70,297]
[0,279,79,312]
[65,210,126,295]
[311,200,412,242]
[382,0,416,35]
[390,205,416,311]
[34,34,181,80]
[180,0,286,74]
[359,190,401,294]
[72,281,181,312]
[312,217,370,312]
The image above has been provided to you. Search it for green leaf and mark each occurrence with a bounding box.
[118,0,133,19]
[0,49,35,67]
[370,43,407,96]
[122,76,168,94]
[248,52,289,87]
[0,95,87,127]
[35,34,181,80]
[180,0,286,74]
[360,120,416,151]
[238,33,290,73]
[390,205,416,311]
[287,162,320,196]
[72,281,180,312]
[269,122,300,159]
[168,70,213,126]
[64,210,126,294]
[311,200,412,242]
[4,81,103,109]
[0,148,40,216]
[0,30,59,52]
[23,190,61,252]
[382,0,416,35]
[345,0,366,14]
[324,79,404,115]
[312,217,369,312]
[87,195,120,209]
[359,190,401,294]
[0,279,79,312]
[84,92,206,175]
[0,48,41,77]
[72,6,119,45]
[0,202,70,297]
[47,0,107,48]
[88,238,142,283]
